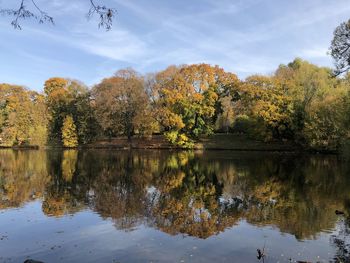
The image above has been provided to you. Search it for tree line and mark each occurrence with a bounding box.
[1,58,350,150]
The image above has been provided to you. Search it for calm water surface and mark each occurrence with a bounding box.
[0,150,350,263]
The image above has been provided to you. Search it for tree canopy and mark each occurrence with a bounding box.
[152,64,239,147]
[1,16,350,151]
[0,84,47,146]
[92,68,155,140]
[1,58,350,151]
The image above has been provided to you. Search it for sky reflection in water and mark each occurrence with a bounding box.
[0,150,349,263]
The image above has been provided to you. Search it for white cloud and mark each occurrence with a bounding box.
[74,29,149,62]
[1,0,349,90]
[299,47,329,59]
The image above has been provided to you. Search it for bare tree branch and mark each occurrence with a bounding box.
[87,0,117,31]
[30,0,54,25]
[0,0,116,30]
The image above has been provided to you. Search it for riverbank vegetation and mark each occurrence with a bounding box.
[1,58,350,152]
[1,20,350,152]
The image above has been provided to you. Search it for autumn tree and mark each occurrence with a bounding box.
[238,75,293,140]
[44,77,98,145]
[275,58,341,146]
[92,68,155,140]
[28,92,48,146]
[0,84,47,146]
[330,19,350,75]
[215,95,235,132]
[302,91,349,150]
[44,77,69,144]
[0,85,31,145]
[154,64,239,147]
[227,58,350,149]
[62,115,78,147]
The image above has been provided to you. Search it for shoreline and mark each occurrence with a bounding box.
[0,134,338,154]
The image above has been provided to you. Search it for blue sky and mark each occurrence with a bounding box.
[0,0,349,91]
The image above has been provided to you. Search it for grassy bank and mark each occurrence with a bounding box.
[84,134,299,152]
[197,134,299,151]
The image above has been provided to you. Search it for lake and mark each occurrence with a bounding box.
[0,149,349,263]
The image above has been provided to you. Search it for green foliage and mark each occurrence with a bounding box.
[232,115,254,134]
[44,78,98,146]
[303,91,350,150]
[238,75,294,140]
[164,130,194,148]
[154,64,239,147]
[215,95,235,132]
[62,115,78,148]
[2,57,350,152]
[219,58,350,149]
[273,58,348,146]
[74,93,99,144]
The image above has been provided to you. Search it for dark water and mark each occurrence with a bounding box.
[1,150,350,263]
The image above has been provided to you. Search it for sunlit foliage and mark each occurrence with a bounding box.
[0,84,47,146]
[92,68,156,140]
[152,64,239,147]
[2,58,350,151]
[44,77,98,146]
[62,115,78,148]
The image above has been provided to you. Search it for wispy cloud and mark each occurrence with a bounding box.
[1,0,349,90]
[299,47,329,59]
[73,29,149,62]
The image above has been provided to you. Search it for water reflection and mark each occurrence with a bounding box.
[1,149,350,262]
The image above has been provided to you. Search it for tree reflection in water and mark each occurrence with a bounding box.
[1,149,350,260]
